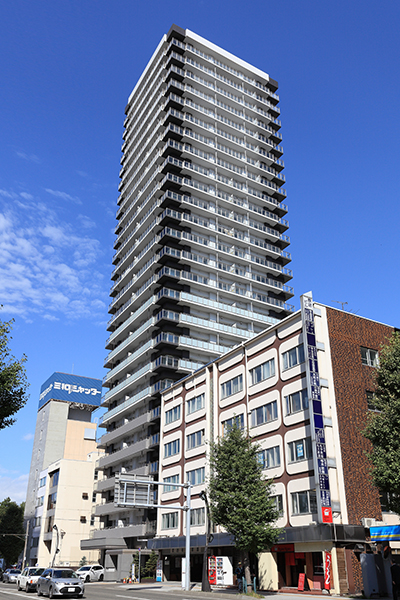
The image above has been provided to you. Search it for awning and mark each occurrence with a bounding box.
[370,526,400,541]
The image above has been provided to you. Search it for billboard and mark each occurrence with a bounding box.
[38,372,102,410]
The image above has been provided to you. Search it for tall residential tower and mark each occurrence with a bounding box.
[86,25,294,564]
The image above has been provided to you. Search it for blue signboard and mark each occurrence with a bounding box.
[301,292,333,524]
[38,372,102,410]
[370,526,400,541]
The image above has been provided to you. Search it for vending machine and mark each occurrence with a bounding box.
[208,556,233,586]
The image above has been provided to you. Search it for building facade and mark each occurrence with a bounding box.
[154,293,394,593]
[24,372,102,567]
[86,24,294,565]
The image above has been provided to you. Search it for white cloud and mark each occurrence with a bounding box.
[45,188,82,205]
[22,433,34,441]
[0,473,29,503]
[0,190,108,322]
[20,192,34,200]
[15,151,40,164]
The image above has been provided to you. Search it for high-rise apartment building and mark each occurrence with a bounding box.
[84,24,294,566]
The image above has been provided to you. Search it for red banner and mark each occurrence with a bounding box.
[324,552,332,590]
[322,506,333,523]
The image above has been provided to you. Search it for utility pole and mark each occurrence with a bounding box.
[22,520,30,568]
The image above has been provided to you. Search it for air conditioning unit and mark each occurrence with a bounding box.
[361,518,377,528]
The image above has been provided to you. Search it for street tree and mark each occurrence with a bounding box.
[364,331,400,513]
[0,498,25,565]
[208,424,280,582]
[0,316,29,430]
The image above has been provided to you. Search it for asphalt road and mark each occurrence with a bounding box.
[0,581,339,600]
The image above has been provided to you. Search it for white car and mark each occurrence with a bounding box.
[17,567,45,592]
[75,564,104,582]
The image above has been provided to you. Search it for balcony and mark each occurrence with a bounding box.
[97,437,151,470]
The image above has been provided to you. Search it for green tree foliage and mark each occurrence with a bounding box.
[364,332,400,513]
[0,498,25,565]
[79,556,87,567]
[143,550,158,578]
[0,316,29,430]
[208,424,280,574]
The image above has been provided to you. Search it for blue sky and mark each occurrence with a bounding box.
[1,0,399,502]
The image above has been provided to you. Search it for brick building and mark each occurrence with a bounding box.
[152,293,395,593]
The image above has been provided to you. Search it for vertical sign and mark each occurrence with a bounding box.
[324,551,332,589]
[301,292,333,524]
[156,559,163,582]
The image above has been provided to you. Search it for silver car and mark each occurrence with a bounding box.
[17,567,45,592]
[36,569,84,598]
[3,568,21,583]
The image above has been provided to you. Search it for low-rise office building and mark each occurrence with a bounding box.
[153,292,395,593]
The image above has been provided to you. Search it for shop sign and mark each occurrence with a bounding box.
[301,292,333,524]
[324,551,332,589]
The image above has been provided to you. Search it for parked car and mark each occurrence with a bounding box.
[75,564,104,582]
[36,568,84,598]
[3,568,21,583]
[17,567,45,592]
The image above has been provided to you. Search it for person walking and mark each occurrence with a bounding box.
[235,562,244,593]
[391,560,400,600]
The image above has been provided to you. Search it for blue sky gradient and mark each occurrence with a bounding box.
[1,0,399,501]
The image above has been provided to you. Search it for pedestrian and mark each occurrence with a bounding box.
[235,561,244,593]
[391,561,400,600]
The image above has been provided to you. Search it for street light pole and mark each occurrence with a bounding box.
[200,490,213,592]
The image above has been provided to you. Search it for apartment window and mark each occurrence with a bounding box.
[47,492,57,510]
[187,467,205,486]
[361,347,379,367]
[94,471,98,480]
[250,358,275,385]
[291,490,317,515]
[258,446,281,470]
[31,537,39,548]
[163,474,179,492]
[34,516,41,528]
[82,492,89,500]
[80,516,87,523]
[164,439,180,458]
[49,470,59,487]
[251,400,278,427]
[221,375,243,399]
[36,496,44,508]
[282,344,305,370]
[187,393,205,415]
[366,391,380,412]
[165,405,181,425]
[223,414,244,434]
[90,515,95,526]
[92,492,96,502]
[39,476,46,488]
[161,512,178,529]
[285,389,309,415]
[187,430,204,450]
[288,437,312,463]
[272,494,284,515]
[190,507,205,526]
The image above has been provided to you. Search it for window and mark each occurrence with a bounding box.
[39,476,46,488]
[187,467,205,486]
[291,490,317,514]
[163,474,179,492]
[312,552,324,576]
[258,446,281,470]
[161,512,178,529]
[250,358,275,385]
[361,347,379,367]
[164,439,180,458]
[251,400,278,427]
[272,495,284,515]
[47,492,57,510]
[285,389,309,415]
[36,496,44,507]
[288,437,312,463]
[190,507,205,526]
[90,515,95,526]
[282,344,305,370]
[34,516,41,528]
[82,492,89,500]
[165,405,181,424]
[187,430,204,450]
[49,470,59,487]
[221,375,243,399]
[223,414,244,434]
[92,492,96,502]
[94,471,98,480]
[80,516,87,523]
[31,537,39,548]
[187,393,205,415]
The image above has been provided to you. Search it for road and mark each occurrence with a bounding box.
[0,581,336,600]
